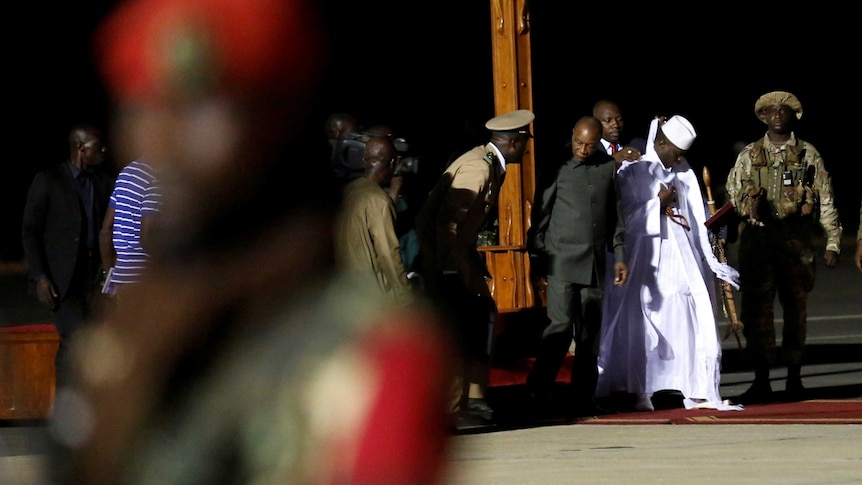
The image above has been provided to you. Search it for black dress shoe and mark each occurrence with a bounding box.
[466,398,494,422]
[524,390,560,421]
[450,399,495,431]
[783,379,806,402]
[735,381,773,405]
[570,397,613,418]
[453,410,494,430]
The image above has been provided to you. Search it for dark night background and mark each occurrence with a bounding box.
[4,2,859,262]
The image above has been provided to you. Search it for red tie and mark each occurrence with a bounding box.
[609,144,617,154]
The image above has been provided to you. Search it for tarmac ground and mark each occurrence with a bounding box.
[444,423,862,485]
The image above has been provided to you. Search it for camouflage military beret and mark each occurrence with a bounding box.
[754,91,803,122]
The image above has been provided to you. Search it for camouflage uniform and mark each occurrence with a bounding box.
[726,133,842,367]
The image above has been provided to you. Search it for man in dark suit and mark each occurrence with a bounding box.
[526,116,627,418]
[21,123,114,389]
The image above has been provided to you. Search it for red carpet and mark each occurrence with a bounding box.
[489,355,572,387]
[578,399,862,425]
[487,353,862,426]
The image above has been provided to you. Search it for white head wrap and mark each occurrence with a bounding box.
[642,117,660,162]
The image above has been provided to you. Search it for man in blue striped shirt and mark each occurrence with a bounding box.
[99,159,160,298]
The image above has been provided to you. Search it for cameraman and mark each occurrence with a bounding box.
[325,112,365,185]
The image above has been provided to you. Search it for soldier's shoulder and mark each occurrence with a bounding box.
[448,145,486,164]
[733,143,758,163]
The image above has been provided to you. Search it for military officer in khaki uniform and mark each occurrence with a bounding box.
[416,109,534,426]
[726,91,843,404]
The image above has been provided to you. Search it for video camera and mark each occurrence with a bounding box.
[353,128,421,176]
[396,153,420,176]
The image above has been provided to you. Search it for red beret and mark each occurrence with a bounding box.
[94,0,321,103]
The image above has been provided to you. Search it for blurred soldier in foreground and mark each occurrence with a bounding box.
[726,91,842,404]
[49,1,455,484]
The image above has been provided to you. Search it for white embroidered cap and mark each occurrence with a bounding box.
[660,115,696,151]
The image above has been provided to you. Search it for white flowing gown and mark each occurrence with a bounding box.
[596,120,741,410]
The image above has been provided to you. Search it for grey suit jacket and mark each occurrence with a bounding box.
[528,152,624,286]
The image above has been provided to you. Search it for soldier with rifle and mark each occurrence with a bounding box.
[726,91,843,404]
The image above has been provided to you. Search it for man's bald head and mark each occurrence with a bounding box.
[325,112,358,140]
[363,136,397,185]
[574,116,602,134]
[592,99,619,117]
[571,116,603,162]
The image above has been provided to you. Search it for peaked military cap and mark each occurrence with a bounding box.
[754,91,803,122]
[486,109,535,137]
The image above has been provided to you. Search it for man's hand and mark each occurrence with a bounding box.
[824,249,839,268]
[35,277,58,310]
[613,147,641,167]
[528,252,548,280]
[747,187,766,220]
[658,183,676,209]
[613,262,628,286]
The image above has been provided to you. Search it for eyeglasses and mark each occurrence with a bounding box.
[82,140,108,153]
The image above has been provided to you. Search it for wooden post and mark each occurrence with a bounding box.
[483,0,540,312]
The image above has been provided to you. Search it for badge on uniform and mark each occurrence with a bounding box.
[782,171,793,186]
[484,151,497,166]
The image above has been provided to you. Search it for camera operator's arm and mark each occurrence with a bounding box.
[388,173,403,203]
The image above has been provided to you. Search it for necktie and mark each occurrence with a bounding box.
[609,143,617,155]
[76,171,96,249]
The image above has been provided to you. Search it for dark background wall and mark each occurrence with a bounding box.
[4,2,858,262]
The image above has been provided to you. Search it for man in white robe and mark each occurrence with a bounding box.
[596,115,742,411]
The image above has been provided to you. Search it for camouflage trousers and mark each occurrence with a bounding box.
[738,224,816,367]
